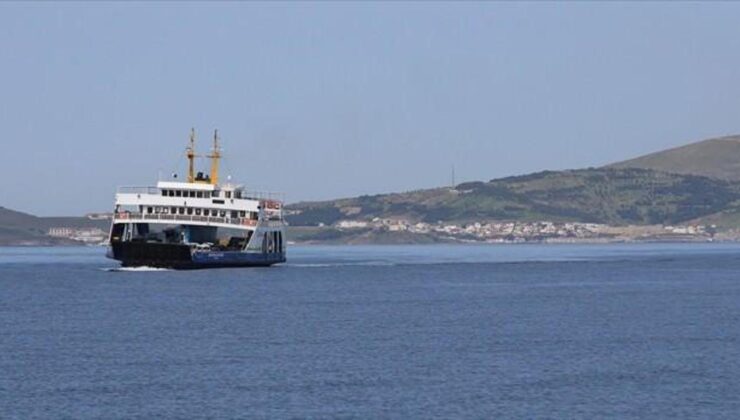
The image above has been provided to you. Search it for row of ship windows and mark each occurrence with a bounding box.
[145,206,258,219]
[160,189,242,199]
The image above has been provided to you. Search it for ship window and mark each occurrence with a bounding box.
[147,207,153,214]
[168,190,174,197]
[203,209,209,216]
[220,210,226,217]
[179,207,185,215]
[231,210,238,218]
[204,192,211,198]
[187,208,193,215]
[197,191,203,198]
[171,207,177,214]
[161,190,167,196]
[235,191,242,199]
[239,211,246,218]
[176,190,182,197]
[212,191,219,198]
[225,191,232,199]
[195,208,201,216]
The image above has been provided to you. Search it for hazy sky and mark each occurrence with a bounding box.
[2,2,740,216]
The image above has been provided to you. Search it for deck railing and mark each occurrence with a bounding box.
[116,186,284,202]
[117,186,161,195]
[242,191,285,201]
[114,212,259,227]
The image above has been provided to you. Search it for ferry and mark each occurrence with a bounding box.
[106,129,286,269]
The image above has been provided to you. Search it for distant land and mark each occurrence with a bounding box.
[5,134,740,246]
[0,207,109,246]
[285,135,740,244]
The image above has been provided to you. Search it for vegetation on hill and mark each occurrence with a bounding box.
[286,168,740,227]
[0,206,109,246]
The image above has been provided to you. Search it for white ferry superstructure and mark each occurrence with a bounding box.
[106,129,286,269]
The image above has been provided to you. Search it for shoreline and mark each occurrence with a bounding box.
[3,238,734,248]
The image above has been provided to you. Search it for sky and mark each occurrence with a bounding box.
[2,2,740,216]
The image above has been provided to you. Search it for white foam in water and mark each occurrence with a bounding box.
[287,261,397,268]
[103,266,172,272]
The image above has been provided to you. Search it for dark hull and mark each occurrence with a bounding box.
[109,241,285,269]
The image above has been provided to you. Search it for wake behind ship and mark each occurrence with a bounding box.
[106,129,286,269]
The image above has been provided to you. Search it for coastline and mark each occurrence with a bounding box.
[285,223,732,246]
[0,232,731,247]
[2,220,736,247]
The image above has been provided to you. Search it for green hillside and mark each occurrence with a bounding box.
[0,207,47,243]
[287,168,740,227]
[0,206,109,246]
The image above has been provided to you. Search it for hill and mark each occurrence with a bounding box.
[0,207,47,244]
[608,135,740,181]
[0,206,109,246]
[286,167,740,228]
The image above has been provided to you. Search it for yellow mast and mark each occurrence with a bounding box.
[186,128,196,183]
[208,129,221,185]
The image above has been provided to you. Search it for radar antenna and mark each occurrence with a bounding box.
[187,128,196,183]
[208,129,221,185]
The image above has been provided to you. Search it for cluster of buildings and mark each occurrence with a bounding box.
[663,225,709,235]
[47,227,109,245]
[45,213,113,245]
[333,218,714,243]
[336,218,608,241]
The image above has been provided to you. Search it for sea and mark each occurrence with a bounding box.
[1,243,739,419]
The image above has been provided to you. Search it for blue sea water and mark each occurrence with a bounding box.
[1,244,739,418]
